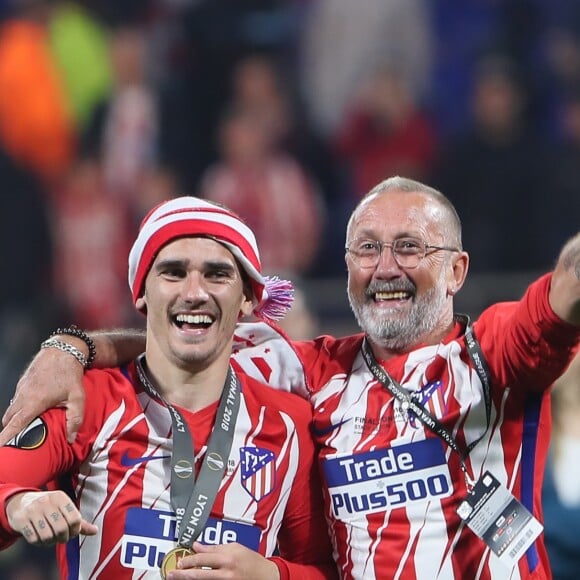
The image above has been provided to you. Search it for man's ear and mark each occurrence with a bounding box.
[239,300,254,318]
[239,290,254,318]
[238,279,255,318]
[448,251,469,296]
[136,296,147,311]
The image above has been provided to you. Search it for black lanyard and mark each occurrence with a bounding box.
[360,315,491,489]
[135,355,240,548]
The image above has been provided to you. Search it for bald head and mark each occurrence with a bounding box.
[347,176,463,249]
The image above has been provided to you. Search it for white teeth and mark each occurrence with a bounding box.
[375,291,409,300]
[175,314,213,324]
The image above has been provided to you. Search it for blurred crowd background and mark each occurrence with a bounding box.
[0,0,579,577]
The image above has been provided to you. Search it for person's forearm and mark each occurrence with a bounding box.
[88,329,147,368]
[49,328,146,369]
[0,328,147,445]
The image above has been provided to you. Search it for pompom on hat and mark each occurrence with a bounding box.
[128,196,294,321]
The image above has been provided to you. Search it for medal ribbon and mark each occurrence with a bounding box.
[135,354,240,548]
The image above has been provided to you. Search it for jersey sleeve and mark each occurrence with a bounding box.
[474,273,580,391]
[0,369,117,548]
[0,407,76,547]
[269,404,337,580]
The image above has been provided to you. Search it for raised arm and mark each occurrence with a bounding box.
[549,232,580,326]
[0,329,145,445]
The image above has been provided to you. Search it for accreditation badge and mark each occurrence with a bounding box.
[456,471,543,568]
[160,546,195,579]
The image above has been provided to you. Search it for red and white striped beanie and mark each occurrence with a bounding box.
[128,196,293,321]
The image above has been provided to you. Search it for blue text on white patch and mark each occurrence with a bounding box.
[323,438,453,520]
[121,508,261,570]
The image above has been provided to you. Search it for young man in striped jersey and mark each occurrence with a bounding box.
[0,197,336,579]
[4,176,580,579]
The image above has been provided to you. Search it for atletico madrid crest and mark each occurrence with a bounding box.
[240,446,276,501]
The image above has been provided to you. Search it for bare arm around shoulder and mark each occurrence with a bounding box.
[550,232,580,326]
[0,329,145,445]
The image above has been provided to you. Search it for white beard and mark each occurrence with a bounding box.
[348,268,449,351]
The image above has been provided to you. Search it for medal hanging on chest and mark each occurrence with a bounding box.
[135,355,240,578]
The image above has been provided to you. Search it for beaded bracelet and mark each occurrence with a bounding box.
[49,325,97,369]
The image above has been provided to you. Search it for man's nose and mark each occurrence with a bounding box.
[182,272,210,301]
[374,243,402,275]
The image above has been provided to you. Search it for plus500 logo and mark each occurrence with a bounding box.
[324,439,453,518]
[331,473,450,517]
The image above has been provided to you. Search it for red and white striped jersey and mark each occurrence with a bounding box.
[0,364,335,580]
[228,274,580,579]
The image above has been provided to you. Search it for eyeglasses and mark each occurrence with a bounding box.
[345,237,460,269]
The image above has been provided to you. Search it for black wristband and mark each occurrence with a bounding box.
[50,325,96,369]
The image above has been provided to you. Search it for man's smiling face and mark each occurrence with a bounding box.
[345,190,458,351]
[139,236,253,372]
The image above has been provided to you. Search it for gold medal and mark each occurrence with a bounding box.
[160,546,195,579]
